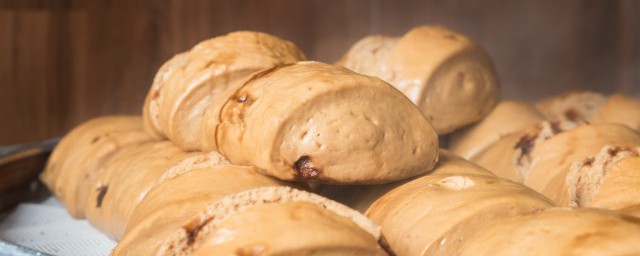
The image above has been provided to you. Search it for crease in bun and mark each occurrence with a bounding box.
[112,166,287,256]
[449,101,544,160]
[469,120,579,183]
[143,31,307,151]
[524,123,640,205]
[40,116,155,218]
[157,186,386,256]
[513,120,580,181]
[365,159,552,256]
[567,145,640,206]
[567,145,640,211]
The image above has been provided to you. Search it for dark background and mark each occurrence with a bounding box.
[1,0,639,144]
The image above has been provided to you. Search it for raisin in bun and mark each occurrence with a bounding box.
[40,116,154,218]
[470,121,578,182]
[339,26,500,134]
[157,186,389,256]
[113,166,286,255]
[455,208,640,256]
[449,101,544,159]
[143,31,306,151]
[208,61,439,184]
[84,141,228,239]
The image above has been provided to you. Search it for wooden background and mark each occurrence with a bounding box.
[0,0,638,144]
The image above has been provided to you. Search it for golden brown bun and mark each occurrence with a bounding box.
[537,91,640,131]
[317,149,493,212]
[470,121,577,182]
[524,123,640,205]
[191,202,385,256]
[84,141,228,239]
[367,172,552,255]
[40,116,154,218]
[567,145,640,216]
[340,26,500,134]
[143,31,307,150]
[112,166,286,255]
[335,35,398,80]
[449,101,544,159]
[591,93,640,130]
[211,61,439,184]
[157,186,388,256]
[535,91,606,122]
[454,208,640,256]
[470,132,524,182]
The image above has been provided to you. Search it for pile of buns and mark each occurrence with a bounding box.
[39,26,640,255]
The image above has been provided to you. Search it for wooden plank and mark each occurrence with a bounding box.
[0,0,638,144]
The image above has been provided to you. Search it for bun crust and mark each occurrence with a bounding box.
[317,150,493,213]
[366,164,551,255]
[567,145,640,215]
[524,123,640,205]
[450,101,544,159]
[143,31,307,150]
[455,208,640,256]
[591,93,640,130]
[157,186,387,256]
[84,141,195,239]
[471,121,577,182]
[212,62,439,184]
[113,166,286,255]
[40,116,154,218]
[535,91,607,123]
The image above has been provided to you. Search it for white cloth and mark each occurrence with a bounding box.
[0,197,115,256]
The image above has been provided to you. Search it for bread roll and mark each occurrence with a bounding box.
[449,101,544,159]
[84,141,228,239]
[113,166,286,255]
[334,35,398,79]
[470,121,577,182]
[339,26,500,134]
[317,149,493,212]
[157,186,389,256]
[535,91,606,122]
[524,123,640,205]
[143,31,307,150]
[537,91,640,131]
[591,93,640,130]
[40,116,154,218]
[454,208,640,256]
[567,145,640,215]
[209,61,439,184]
[366,169,552,255]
